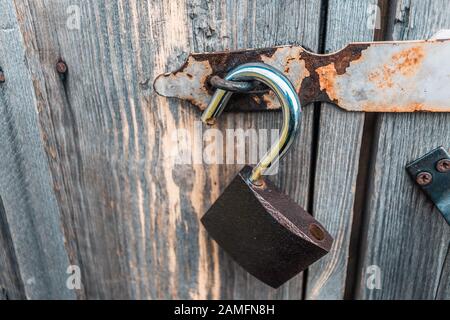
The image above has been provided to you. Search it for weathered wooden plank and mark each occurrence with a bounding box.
[436,244,450,299]
[0,0,76,300]
[185,0,323,299]
[0,196,25,300]
[356,0,450,299]
[305,0,378,300]
[15,0,322,299]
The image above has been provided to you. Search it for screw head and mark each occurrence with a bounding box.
[416,172,433,186]
[436,159,450,173]
[56,61,68,74]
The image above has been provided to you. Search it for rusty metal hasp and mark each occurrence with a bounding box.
[407,147,450,225]
[154,36,450,113]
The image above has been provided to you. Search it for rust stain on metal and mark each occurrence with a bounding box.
[355,102,429,113]
[392,47,425,75]
[368,46,425,89]
[261,91,278,110]
[153,40,450,113]
[252,96,261,104]
[316,63,338,103]
[153,43,369,110]
[298,43,369,105]
[154,56,213,110]
[154,47,279,111]
[260,46,310,109]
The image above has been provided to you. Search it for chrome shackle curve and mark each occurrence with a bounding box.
[201,63,301,184]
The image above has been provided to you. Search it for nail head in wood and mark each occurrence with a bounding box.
[56,61,68,74]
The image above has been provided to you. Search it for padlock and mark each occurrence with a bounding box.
[201,63,333,288]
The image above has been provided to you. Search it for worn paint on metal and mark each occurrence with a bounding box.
[153,40,450,112]
[406,147,450,225]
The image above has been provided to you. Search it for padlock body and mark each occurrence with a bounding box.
[201,166,333,288]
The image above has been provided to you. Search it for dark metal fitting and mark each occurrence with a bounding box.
[416,172,433,186]
[436,158,450,173]
[209,75,268,94]
[406,147,450,225]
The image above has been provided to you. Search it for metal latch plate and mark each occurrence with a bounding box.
[407,147,450,225]
[154,38,450,113]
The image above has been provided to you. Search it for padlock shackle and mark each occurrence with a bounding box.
[201,63,301,184]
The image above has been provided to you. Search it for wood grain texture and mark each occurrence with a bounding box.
[305,0,377,300]
[5,0,448,300]
[0,196,25,300]
[0,0,76,300]
[13,0,323,299]
[436,245,450,299]
[356,0,450,300]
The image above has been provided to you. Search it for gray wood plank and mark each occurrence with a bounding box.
[0,196,25,300]
[0,0,76,300]
[305,0,378,300]
[436,244,450,299]
[14,0,323,299]
[356,0,450,300]
[186,0,323,299]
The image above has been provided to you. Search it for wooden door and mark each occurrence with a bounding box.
[0,0,448,300]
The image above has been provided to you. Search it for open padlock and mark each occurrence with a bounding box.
[201,63,333,288]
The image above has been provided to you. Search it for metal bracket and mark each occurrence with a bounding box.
[406,147,450,225]
[154,31,450,113]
